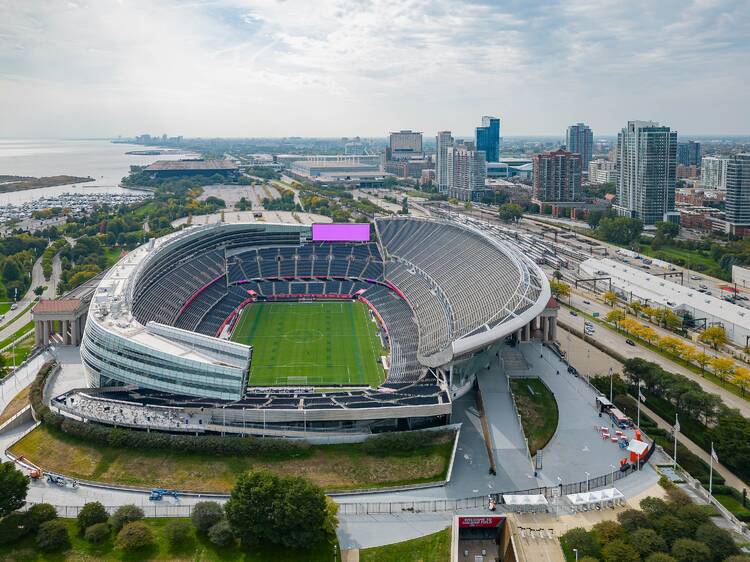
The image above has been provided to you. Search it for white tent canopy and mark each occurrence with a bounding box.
[566,488,624,506]
[628,440,649,456]
[502,494,548,506]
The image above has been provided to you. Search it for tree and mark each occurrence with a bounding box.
[694,351,712,375]
[646,554,678,562]
[606,309,626,328]
[498,203,523,222]
[699,326,728,350]
[670,538,711,562]
[164,520,192,550]
[0,462,28,518]
[208,520,235,547]
[653,515,691,545]
[596,216,643,245]
[191,501,224,533]
[33,285,45,296]
[77,501,109,533]
[695,523,739,561]
[225,470,330,548]
[35,520,70,553]
[560,528,600,559]
[552,269,563,280]
[733,367,750,395]
[710,356,736,385]
[549,279,571,300]
[115,520,154,552]
[84,522,111,544]
[620,317,641,334]
[658,336,685,356]
[629,528,667,558]
[591,520,624,545]
[603,290,619,307]
[601,539,641,562]
[655,221,679,239]
[109,504,144,532]
[629,300,644,317]
[25,503,57,534]
[674,503,709,534]
[617,508,653,532]
[639,326,658,344]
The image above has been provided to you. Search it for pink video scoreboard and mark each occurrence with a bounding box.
[312,223,370,242]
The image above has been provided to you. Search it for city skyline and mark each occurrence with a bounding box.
[1,0,749,138]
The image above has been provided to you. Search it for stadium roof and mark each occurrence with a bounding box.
[144,159,238,171]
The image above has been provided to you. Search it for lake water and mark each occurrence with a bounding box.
[0,139,197,205]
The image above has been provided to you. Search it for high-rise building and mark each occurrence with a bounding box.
[532,149,582,202]
[588,159,616,185]
[446,142,487,202]
[435,131,454,193]
[677,140,701,167]
[725,153,750,235]
[701,156,728,190]
[475,116,500,162]
[615,121,677,226]
[388,130,423,159]
[565,123,593,170]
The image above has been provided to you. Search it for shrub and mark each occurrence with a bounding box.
[77,501,109,533]
[115,521,154,552]
[560,528,600,559]
[164,520,192,549]
[84,522,110,544]
[109,504,144,532]
[671,538,711,562]
[25,503,57,533]
[191,501,224,533]
[0,512,30,545]
[665,487,693,508]
[208,520,234,547]
[35,520,70,553]
[724,556,750,562]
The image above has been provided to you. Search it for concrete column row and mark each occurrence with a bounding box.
[33,313,86,347]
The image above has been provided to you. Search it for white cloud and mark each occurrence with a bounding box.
[0,0,748,137]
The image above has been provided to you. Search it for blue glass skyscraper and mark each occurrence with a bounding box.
[475,116,500,162]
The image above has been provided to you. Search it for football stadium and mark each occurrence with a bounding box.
[52,217,556,437]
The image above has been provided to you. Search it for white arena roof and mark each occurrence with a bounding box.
[580,258,749,347]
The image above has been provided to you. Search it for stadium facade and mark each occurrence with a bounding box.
[56,218,554,438]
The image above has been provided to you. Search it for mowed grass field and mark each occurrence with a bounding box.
[231,300,386,387]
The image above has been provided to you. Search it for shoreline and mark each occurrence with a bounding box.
[0,175,95,194]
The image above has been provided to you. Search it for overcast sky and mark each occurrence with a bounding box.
[1,0,749,139]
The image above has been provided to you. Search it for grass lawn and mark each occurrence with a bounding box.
[0,517,338,562]
[10,425,454,493]
[359,527,451,562]
[0,386,30,426]
[715,494,750,521]
[638,241,729,280]
[232,300,385,387]
[0,302,10,315]
[509,378,559,455]
[0,321,34,351]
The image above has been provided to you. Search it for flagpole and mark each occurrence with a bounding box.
[673,413,679,470]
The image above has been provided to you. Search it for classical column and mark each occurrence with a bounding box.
[42,320,49,346]
[539,316,547,341]
[550,317,557,342]
[72,318,79,346]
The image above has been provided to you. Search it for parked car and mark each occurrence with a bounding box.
[625,339,636,346]
[583,300,591,305]
[10,303,17,310]
[570,310,578,316]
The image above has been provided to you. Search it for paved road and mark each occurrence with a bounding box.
[560,301,750,418]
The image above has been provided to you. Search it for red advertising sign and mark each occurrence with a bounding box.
[458,516,504,528]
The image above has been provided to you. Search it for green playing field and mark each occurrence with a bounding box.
[231,300,386,387]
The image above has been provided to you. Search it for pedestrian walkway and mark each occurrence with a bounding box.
[476,368,537,491]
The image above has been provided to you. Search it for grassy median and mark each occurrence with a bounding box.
[510,377,559,455]
[10,425,454,493]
